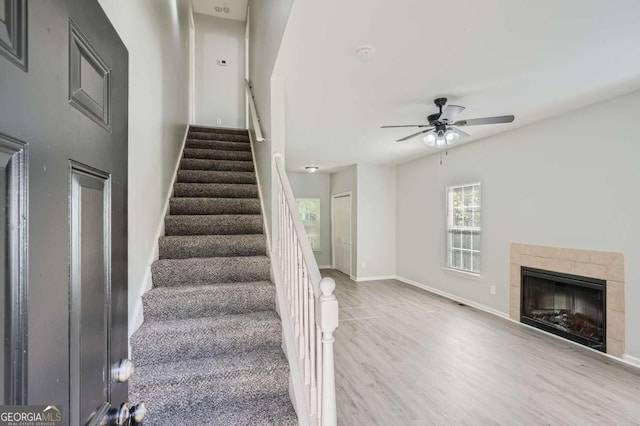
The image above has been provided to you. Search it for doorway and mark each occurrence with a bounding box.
[332,193,352,276]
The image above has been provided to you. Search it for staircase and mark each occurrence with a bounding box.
[130,126,298,425]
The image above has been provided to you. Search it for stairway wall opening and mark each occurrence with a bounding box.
[194,13,246,128]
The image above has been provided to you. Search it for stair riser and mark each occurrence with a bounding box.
[131,325,281,366]
[152,258,271,287]
[185,139,252,151]
[159,236,266,259]
[180,158,254,172]
[183,149,253,161]
[132,370,289,414]
[143,287,275,322]
[174,183,258,198]
[177,170,256,184]
[188,132,249,142]
[165,217,263,236]
[169,198,261,215]
[189,126,249,135]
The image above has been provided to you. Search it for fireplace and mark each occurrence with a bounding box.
[521,267,606,352]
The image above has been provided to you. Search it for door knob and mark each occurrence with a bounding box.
[111,359,134,383]
[102,403,129,426]
[129,402,146,425]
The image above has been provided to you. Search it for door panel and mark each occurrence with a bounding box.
[333,195,351,276]
[0,0,128,422]
[70,164,112,425]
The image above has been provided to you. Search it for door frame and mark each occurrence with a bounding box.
[331,191,352,274]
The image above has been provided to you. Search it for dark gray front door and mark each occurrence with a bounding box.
[0,0,128,424]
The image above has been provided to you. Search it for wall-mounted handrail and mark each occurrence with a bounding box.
[273,154,339,426]
[245,79,266,142]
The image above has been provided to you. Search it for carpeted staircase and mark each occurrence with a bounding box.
[130,126,298,425]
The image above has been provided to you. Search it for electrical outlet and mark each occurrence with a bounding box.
[490,285,496,295]
[216,117,222,125]
[362,261,367,269]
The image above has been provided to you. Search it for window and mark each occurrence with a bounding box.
[296,198,321,251]
[446,183,481,274]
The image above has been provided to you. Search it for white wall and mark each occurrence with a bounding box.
[288,172,332,267]
[247,0,295,239]
[396,89,640,359]
[357,164,397,279]
[330,165,357,276]
[194,14,245,128]
[98,0,190,334]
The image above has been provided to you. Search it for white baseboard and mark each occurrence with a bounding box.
[623,354,640,367]
[394,275,510,319]
[128,124,190,339]
[352,275,397,282]
[318,265,332,269]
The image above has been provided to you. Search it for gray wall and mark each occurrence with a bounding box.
[357,164,396,278]
[396,89,640,359]
[99,0,190,331]
[330,165,357,276]
[247,0,295,239]
[194,14,245,128]
[288,172,332,267]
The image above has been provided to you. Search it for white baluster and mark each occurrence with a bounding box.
[317,278,338,426]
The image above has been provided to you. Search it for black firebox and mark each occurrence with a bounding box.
[521,267,606,352]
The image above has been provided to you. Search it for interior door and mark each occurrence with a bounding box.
[333,195,351,276]
[0,1,129,424]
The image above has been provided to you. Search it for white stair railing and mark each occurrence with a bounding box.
[273,154,339,426]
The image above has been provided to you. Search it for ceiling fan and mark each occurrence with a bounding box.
[382,98,515,147]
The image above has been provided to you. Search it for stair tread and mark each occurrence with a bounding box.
[164,214,264,236]
[185,139,252,151]
[132,347,287,385]
[180,158,255,171]
[173,182,259,199]
[183,148,253,160]
[177,170,256,184]
[159,234,266,259]
[143,281,275,321]
[151,255,271,287]
[169,197,261,215]
[189,126,249,135]
[139,395,297,426]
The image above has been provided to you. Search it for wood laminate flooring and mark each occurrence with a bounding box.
[323,269,640,426]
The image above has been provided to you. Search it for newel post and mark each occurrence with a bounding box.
[317,277,339,426]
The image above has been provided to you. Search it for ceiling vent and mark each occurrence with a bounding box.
[355,45,376,62]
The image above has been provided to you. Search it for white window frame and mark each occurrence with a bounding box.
[445,182,481,275]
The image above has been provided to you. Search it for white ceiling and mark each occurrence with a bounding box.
[275,0,640,173]
[192,0,247,21]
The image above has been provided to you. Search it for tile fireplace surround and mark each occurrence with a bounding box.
[510,243,625,357]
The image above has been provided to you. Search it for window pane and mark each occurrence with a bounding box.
[464,209,472,227]
[464,187,473,206]
[452,231,461,248]
[472,208,480,227]
[462,232,471,249]
[472,252,480,273]
[454,209,464,227]
[453,188,463,210]
[452,249,462,269]
[462,251,472,271]
[472,232,481,251]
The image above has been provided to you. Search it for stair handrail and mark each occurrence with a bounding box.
[272,154,338,426]
[245,79,266,142]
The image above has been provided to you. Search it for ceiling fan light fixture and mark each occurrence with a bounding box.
[435,137,446,147]
[423,132,437,147]
[445,129,459,145]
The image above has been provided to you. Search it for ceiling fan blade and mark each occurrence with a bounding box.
[381,125,430,128]
[439,105,465,122]
[454,115,515,126]
[396,129,433,142]
[450,127,471,139]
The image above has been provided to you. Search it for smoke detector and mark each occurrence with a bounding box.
[355,45,376,62]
